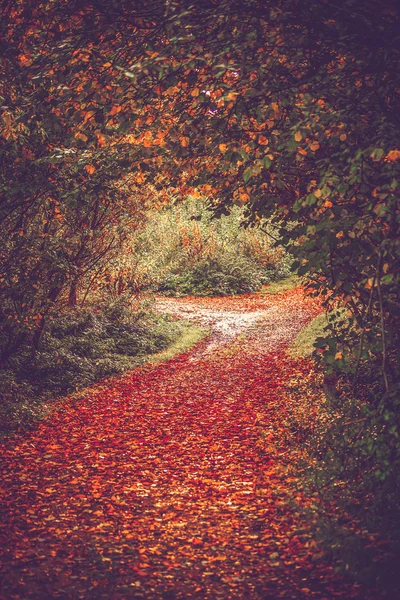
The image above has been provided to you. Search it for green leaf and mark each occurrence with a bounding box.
[243,168,252,183]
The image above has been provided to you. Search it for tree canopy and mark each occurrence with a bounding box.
[1,0,399,394]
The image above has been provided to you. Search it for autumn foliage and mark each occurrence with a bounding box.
[1,0,400,597]
[1,289,379,599]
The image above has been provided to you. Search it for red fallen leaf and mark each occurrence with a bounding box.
[0,289,377,599]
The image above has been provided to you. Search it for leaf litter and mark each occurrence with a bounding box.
[0,287,376,599]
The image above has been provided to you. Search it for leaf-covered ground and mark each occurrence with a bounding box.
[0,288,375,599]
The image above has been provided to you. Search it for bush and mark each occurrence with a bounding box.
[157,253,266,296]
[301,361,400,596]
[131,196,291,296]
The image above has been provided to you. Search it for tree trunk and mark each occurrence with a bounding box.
[31,286,62,352]
[68,279,78,307]
[32,315,46,352]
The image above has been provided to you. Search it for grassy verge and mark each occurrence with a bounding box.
[0,303,209,436]
[261,274,302,296]
[149,321,209,364]
[289,312,328,357]
[289,308,348,358]
[284,308,400,597]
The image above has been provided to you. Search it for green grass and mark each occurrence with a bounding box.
[289,308,348,358]
[261,274,302,295]
[289,312,329,357]
[149,321,209,363]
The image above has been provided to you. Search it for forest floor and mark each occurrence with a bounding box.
[0,287,376,600]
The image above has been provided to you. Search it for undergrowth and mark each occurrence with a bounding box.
[308,374,400,598]
[287,312,400,598]
[0,297,197,434]
[133,197,291,296]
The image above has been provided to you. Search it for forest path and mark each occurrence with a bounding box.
[1,288,372,599]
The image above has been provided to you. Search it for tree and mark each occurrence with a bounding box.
[1,0,399,386]
[0,0,160,359]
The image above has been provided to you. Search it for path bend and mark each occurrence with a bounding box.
[0,288,372,599]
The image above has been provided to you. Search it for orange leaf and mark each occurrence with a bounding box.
[294,131,302,142]
[18,54,33,66]
[96,133,106,147]
[386,149,400,162]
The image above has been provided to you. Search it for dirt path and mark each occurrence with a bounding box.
[0,289,373,599]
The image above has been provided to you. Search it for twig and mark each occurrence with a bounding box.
[376,251,390,394]
[352,273,375,391]
[342,417,368,427]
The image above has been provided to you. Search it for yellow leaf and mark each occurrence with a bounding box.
[85,164,96,175]
[191,88,200,97]
[180,137,189,147]
[340,133,347,141]
[132,171,144,183]
[383,263,389,274]
[294,131,302,142]
[335,352,343,360]
[226,91,237,101]
[219,143,227,152]
[310,142,320,151]
[324,200,333,208]
[365,277,375,289]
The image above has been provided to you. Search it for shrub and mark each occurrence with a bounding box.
[132,196,291,296]
[157,253,265,296]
